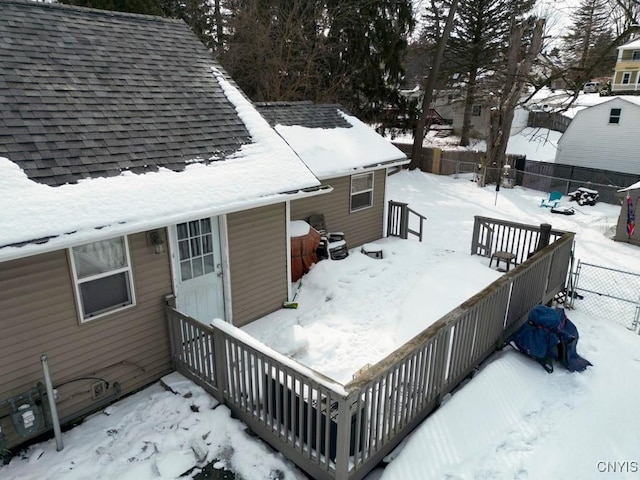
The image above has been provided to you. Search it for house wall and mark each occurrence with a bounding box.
[433,99,490,138]
[555,98,640,176]
[619,49,640,62]
[291,170,386,248]
[613,69,640,87]
[0,231,173,449]
[227,203,288,328]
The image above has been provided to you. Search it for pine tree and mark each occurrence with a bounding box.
[321,0,415,121]
[159,0,215,50]
[447,0,535,145]
[561,0,616,85]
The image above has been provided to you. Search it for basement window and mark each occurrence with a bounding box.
[70,236,135,322]
[609,108,622,124]
[350,172,374,212]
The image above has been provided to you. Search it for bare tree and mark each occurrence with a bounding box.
[482,18,545,186]
[408,0,459,169]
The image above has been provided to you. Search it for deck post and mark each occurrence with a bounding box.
[334,393,353,480]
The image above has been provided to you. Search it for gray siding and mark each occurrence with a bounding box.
[0,232,173,448]
[556,98,640,175]
[227,204,288,327]
[291,170,387,248]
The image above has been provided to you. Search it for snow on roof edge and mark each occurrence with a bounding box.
[0,68,322,256]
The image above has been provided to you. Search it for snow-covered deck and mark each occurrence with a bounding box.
[242,238,503,385]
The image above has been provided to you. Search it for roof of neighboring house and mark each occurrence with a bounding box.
[569,96,640,119]
[617,36,640,50]
[257,102,408,179]
[618,180,640,192]
[0,0,321,260]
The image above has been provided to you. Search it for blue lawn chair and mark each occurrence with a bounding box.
[541,191,562,208]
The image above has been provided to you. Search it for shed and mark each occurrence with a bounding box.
[614,182,640,246]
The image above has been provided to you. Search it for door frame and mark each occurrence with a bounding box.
[168,216,229,323]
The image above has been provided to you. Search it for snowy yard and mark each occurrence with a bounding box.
[2,169,640,480]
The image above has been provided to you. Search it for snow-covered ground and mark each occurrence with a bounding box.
[2,170,639,480]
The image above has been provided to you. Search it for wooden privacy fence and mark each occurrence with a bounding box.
[166,218,574,480]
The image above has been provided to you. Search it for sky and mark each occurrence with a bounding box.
[2,167,639,480]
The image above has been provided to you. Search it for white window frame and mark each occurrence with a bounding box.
[609,108,622,124]
[69,236,136,323]
[622,72,631,84]
[632,50,640,61]
[350,172,374,212]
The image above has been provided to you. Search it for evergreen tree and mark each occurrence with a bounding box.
[447,0,535,145]
[561,0,616,85]
[319,0,415,120]
[159,0,216,50]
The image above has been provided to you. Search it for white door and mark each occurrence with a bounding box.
[171,217,225,324]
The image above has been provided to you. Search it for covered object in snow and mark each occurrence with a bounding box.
[510,305,592,373]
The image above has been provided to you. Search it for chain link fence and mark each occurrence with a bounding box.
[436,158,627,207]
[569,260,640,333]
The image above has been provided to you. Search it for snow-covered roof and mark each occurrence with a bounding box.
[618,36,640,50]
[257,102,408,179]
[0,70,322,261]
[0,1,322,261]
[618,180,640,192]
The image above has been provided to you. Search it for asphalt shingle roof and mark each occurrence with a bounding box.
[0,0,251,186]
[256,102,353,129]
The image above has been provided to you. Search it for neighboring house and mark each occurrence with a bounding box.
[554,97,640,176]
[0,0,403,450]
[257,102,409,247]
[614,182,640,246]
[611,37,640,93]
[432,90,490,138]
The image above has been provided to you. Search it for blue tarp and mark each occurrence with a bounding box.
[510,305,592,373]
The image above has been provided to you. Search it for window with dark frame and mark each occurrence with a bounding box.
[350,172,374,211]
[71,236,134,321]
[472,105,482,117]
[609,108,622,124]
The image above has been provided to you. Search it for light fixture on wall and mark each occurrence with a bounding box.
[148,230,166,255]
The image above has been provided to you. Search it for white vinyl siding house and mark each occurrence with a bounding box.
[554,97,640,176]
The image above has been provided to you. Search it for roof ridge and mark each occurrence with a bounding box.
[0,0,185,25]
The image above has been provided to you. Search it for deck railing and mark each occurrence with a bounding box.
[471,215,566,266]
[386,200,426,242]
[166,219,574,480]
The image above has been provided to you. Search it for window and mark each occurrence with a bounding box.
[632,50,640,61]
[472,105,482,117]
[622,72,631,84]
[350,172,374,211]
[177,218,216,281]
[609,108,622,124]
[71,236,135,321]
